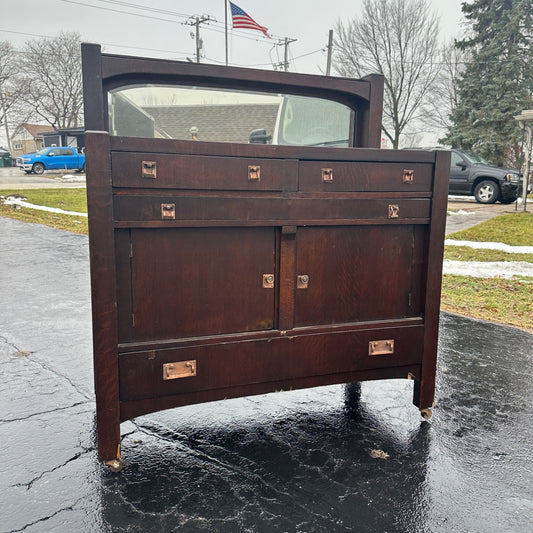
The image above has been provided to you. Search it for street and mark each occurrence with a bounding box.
[1,215,532,532]
[0,166,86,189]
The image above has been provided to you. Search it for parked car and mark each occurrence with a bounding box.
[16,147,85,174]
[448,149,522,204]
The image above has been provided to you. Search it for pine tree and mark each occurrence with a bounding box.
[442,0,533,167]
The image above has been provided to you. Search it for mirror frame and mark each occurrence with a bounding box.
[82,44,384,149]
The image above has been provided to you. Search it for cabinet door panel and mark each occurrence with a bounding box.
[294,225,420,327]
[129,227,276,341]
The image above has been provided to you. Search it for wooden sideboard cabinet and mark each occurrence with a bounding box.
[82,44,449,471]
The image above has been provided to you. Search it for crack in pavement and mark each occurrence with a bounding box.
[0,335,93,401]
[6,496,88,533]
[127,419,351,524]
[12,447,95,492]
[0,401,94,423]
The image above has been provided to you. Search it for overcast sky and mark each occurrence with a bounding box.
[2,0,466,73]
[1,0,467,147]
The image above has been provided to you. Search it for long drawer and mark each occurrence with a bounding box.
[113,195,431,223]
[118,325,424,401]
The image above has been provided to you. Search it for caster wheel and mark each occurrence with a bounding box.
[420,408,433,420]
[105,458,124,473]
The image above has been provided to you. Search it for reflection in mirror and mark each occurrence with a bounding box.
[108,85,354,147]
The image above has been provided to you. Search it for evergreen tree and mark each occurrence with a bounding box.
[442,0,533,167]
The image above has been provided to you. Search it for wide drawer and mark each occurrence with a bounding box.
[113,195,431,223]
[299,161,434,192]
[118,325,424,401]
[112,152,298,191]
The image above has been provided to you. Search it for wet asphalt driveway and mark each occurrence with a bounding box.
[1,216,532,533]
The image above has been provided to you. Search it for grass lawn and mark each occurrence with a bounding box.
[447,212,533,246]
[441,275,533,331]
[0,188,88,234]
[444,211,533,331]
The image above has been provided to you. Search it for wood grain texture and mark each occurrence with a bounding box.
[83,46,448,463]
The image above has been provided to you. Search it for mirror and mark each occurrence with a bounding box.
[108,85,354,147]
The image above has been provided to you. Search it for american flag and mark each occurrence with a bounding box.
[229,2,271,38]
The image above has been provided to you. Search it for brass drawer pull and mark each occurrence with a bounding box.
[322,168,333,182]
[403,169,414,183]
[369,339,394,356]
[297,274,309,289]
[388,204,399,219]
[163,360,197,380]
[142,160,157,179]
[161,203,175,220]
[248,165,261,181]
[263,274,275,288]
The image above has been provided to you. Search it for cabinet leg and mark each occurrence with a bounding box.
[105,457,124,473]
[412,377,435,419]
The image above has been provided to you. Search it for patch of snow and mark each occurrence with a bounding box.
[2,196,87,217]
[445,240,533,254]
[443,260,533,279]
[448,209,477,216]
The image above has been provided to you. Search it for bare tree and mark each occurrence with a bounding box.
[17,32,83,129]
[334,0,440,148]
[425,39,467,136]
[0,40,19,151]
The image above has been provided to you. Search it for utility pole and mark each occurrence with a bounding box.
[326,30,333,76]
[186,15,213,64]
[514,110,533,212]
[273,37,297,71]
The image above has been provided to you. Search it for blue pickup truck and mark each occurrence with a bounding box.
[16,147,85,174]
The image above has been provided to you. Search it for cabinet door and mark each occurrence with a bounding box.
[125,227,276,342]
[294,225,423,327]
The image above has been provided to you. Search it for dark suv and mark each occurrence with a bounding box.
[449,149,521,204]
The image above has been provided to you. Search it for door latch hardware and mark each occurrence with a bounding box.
[388,204,399,219]
[161,203,175,220]
[248,165,261,181]
[262,274,275,288]
[297,274,309,289]
[369,339,394,356]
[403,169,414,183]
[163,360,197,380]
[142,160,157,179]
[322,168,333,182]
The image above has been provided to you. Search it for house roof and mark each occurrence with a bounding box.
[142,103,280,144]
[18,123,56,138]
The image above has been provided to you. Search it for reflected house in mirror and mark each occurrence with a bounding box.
[108,86,353,147]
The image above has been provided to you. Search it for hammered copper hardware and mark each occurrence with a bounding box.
[248,165,261,181]
[163,360,197,380]
[297,274,309,289]
[161,203,175,220]
[142,160,157,179]
[403,169,414,184]
[369,339,395,356]
[263,274,275,288]
[322,168,333,182]
[388,204,399,218]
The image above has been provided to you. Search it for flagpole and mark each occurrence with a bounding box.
[225,0,228,66]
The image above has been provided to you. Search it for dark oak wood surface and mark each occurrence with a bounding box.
[82,43,449,464]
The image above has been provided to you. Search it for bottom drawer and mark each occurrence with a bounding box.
[119,325,424,402]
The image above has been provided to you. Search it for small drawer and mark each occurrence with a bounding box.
[299,161,434,192]
[112,152,298,191]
